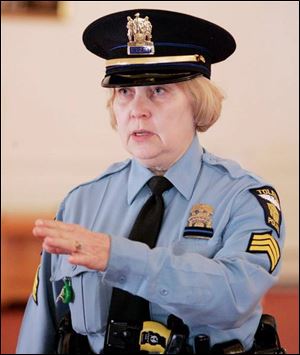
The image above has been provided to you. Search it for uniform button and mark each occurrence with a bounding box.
[119,275,126,283]
[160,288,169,296]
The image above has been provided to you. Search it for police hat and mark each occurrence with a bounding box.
[82,9,236,87]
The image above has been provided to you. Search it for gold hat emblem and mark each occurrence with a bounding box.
[127,13,155,55]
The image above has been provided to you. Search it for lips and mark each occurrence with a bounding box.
[130,129,156,142]
[131,129,155,137]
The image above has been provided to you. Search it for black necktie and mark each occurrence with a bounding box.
[104,176,173,352]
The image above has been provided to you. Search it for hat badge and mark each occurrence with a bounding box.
[127,13,155,55]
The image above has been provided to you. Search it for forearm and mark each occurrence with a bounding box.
[102,235,276,329]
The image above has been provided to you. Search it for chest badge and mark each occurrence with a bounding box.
[183,204,214,239]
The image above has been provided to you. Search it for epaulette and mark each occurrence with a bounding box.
[202,152,265,182]
[65,158,131,196]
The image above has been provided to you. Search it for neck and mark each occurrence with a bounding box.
[138,134,196,175]
[149,167,167,176]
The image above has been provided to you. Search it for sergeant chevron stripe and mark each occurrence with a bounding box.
[247,232,280,273]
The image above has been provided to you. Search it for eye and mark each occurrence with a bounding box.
[117,88,130,95]
[116,87,136,98]
[152,87,166,95]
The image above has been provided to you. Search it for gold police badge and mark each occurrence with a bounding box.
[184,204,214,239]
[187,204,213,228]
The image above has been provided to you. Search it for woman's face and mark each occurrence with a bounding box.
[112,83,196,171]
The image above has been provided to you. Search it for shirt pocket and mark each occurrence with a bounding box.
[173,233,220,258]
[51,258,111,335]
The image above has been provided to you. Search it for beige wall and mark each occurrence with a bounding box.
[2,1,299,283]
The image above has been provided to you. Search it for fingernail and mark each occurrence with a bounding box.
[35,219,44,226]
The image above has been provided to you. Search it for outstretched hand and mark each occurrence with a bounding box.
[33,219,111,271]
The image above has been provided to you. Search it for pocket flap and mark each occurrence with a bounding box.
[50,255,96,281]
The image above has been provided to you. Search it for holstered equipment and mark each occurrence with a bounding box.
[193,314,286,354]
[56,313,286,354]
[56,311,94,355]
[104,314,192,354]
[57,313,192,354]
[251,314,286,354]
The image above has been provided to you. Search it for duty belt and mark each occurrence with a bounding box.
[103,314,191,354]
[57,313,286,354]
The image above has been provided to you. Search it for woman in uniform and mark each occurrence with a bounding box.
[16,9,285,355]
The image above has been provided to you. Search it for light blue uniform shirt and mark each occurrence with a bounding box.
[17,135,285,354]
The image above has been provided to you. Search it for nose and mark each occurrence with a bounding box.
[130,93,151,120]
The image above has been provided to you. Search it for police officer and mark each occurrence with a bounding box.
[16,9,285,354]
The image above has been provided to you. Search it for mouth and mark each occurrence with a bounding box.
[130,129,156,142]
[131,129,155,137]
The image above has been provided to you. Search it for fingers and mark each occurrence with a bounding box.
[42,236,78,255]
[43,243,68,255]
[33,219,81,255]
[35,219,75,232]
[33,220,78,241]
[33,225,60,239]
[32,218,111,271]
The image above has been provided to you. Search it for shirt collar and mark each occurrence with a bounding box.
[165,134,203,200]
[128,159,154,205]
[127,135,203,204]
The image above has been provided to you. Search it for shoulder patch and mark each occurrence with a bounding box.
[250,186,282,237]
[247,232,281,273]
[32,264,41,305]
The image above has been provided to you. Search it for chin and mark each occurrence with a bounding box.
[133,152,162,166]
[134,154,159,163]
[129,146,160,159]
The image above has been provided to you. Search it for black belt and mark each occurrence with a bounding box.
[57,313,286,355]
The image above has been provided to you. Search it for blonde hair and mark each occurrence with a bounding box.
[106,76,225,132]
[179,76,225,132]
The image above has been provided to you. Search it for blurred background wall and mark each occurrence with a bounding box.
[1,1,299,353]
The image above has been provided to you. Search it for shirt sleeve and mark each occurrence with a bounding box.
[102,185,285,330]
[16,221,69,354]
